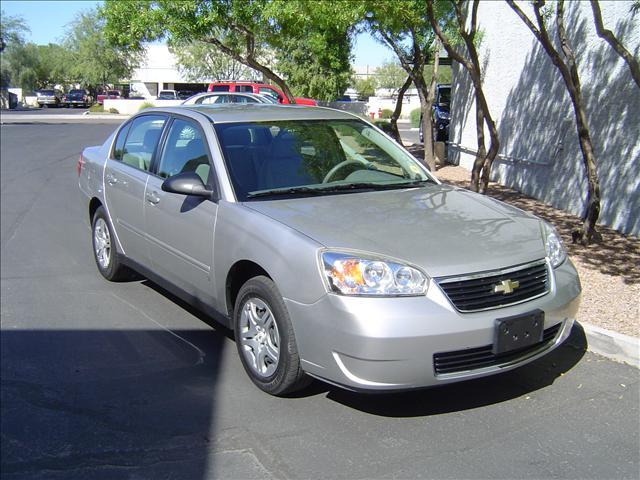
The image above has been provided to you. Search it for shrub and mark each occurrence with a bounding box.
[108,108,119,114]
[88,103,104,113]
[373,120,394,135]
[138,101,156,111]
[380,108,393,119]
[410,108,422,127]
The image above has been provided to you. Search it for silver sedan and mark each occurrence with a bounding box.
[78,105,581,395]
[181,92,275,105]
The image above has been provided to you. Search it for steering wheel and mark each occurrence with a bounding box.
[322,160,368,183]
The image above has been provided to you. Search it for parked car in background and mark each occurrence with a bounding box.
[182,92,274,105]
[419,84,451,143]
[36,89,63,108]
[79,104,581,396]
[157,90,179,100]
[207,82,317,106]
[96,90,122,105]
[177,91,195,100]
[62,89,93,108]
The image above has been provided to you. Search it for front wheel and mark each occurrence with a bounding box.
[234,276,310,395]
[91,206,129,281]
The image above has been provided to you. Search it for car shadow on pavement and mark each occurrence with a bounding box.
[0,327,226,480]
[321,323,587,417]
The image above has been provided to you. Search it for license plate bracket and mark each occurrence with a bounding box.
[493,310,544,355]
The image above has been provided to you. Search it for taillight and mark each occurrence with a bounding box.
[77,153,85,177]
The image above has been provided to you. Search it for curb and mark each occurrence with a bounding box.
[580,321,639,368]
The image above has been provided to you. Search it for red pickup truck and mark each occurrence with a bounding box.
[207,82,316,106]
[96,90,122,105]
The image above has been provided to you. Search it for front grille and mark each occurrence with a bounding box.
[437,260,549,312]
[433,322,562,375]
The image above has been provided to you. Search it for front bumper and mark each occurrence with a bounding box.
[285,258,581,391]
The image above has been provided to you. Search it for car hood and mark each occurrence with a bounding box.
[244,184,546,278]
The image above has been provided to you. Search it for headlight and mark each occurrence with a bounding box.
[542,222,567,268]
[321,251,428,296]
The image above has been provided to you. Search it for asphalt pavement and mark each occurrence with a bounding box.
[1,122,638,479]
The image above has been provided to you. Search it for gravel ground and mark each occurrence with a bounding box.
[430,164,639,338]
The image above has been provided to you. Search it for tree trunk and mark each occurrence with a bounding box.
[590,0,640,89]
[427,40,442,167]
[416,81,436,172]
[507,0,602,243]
[470,99,487,192]
[389,75,412,143]
[427,0,499,192]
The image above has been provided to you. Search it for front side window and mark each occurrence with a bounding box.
[112,122,132,161]
[157,119,211,184]
[121,115,166,171]
[215,119,434,201]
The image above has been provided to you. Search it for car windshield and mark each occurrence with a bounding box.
[40,90,54,95]
[215,119,434,201]
[69,90,84,94]
[107,90,120,96]
[438,87,451,105]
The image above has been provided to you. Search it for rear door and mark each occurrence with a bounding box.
[103,114,167,268]
[143,116,218,300]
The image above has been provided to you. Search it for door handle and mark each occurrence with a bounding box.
[146,191,160,205]
[105,174,118,186]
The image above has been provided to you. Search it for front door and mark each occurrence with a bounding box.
[103,114,167,268]
[144,117,217,300]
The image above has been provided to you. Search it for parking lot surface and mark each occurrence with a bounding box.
[1,122,638,479]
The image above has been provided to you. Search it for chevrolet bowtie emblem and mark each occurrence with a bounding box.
[494,279,520,294]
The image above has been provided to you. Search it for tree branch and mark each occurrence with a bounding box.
[426,0,472,71]
[590,0,640,88]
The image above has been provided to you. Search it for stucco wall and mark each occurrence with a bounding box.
[449,0,639,236]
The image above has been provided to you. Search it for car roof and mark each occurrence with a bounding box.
[144,104,357,123]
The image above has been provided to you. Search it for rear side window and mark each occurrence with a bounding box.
[121,115,166,172]
[236,85,253,93]
[157,119,211,184]
[112,122,132,161]
[259,87,281,102]
[197,95,226,105]
[211,85,230,92]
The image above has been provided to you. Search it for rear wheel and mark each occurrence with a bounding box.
[91,206,129,281]
[234,276,310,395]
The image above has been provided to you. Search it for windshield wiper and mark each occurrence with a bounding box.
[247,186,330,198]
[247,180,433,198]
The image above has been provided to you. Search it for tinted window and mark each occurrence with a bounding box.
[157,119,211,184]
[121,115,166,171]
[236,85,253,93]
[113,122,132,161]
[211,85,230,92]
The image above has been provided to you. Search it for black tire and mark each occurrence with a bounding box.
[234,276,311,396]
[91,206,129,281]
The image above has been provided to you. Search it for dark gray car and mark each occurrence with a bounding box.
[78,105,581,396]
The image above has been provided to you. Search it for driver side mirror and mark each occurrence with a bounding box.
[161,171,214,198]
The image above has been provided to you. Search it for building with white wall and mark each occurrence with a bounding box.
[128,44,212,98]
[449,0,639,236]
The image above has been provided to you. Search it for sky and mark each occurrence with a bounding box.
[1,0,394,67]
